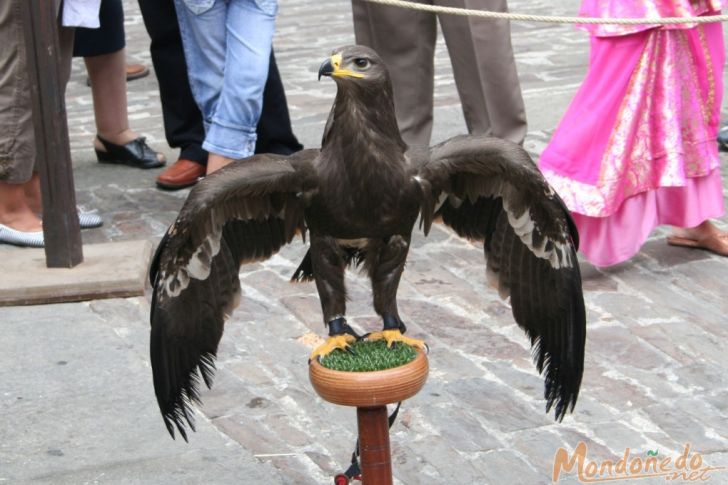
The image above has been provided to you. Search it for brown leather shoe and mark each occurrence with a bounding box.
[126,63,150,81]
[156,159,206,190]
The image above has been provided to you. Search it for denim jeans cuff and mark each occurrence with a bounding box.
[204,121,257,159]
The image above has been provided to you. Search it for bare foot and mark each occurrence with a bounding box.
[671,220,727,240]
[1,210,42,232]
[206,153,236,174]
[0,181,43,232]
[668,220,728,256]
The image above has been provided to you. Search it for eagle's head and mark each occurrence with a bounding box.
[318,45,390,90]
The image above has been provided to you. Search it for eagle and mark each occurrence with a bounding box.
[149,45,586,441]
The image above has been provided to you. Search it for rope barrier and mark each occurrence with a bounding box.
[361,0,728,25]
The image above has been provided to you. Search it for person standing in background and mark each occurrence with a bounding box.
[0,0,99,247]
[173,0,278,174]
[74,0,166,170]
[538,0,728,266]
[138,0,302,190]
[351,0,527,147]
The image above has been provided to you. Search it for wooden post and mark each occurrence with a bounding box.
[309,348,429,484]
[20,0,83,268]
[357,406,393,485]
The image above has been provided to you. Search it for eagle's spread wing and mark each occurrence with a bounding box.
[412,135,585,420]
[149,149,319,440]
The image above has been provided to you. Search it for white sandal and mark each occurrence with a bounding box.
[77,209,103,229]
[0,223,44,248]
[37,207,103,229]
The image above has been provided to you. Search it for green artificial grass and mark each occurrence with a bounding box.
[320,340,417,372]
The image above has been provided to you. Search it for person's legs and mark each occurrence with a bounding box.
[0,181,41,232]
[0,1,74,233]
[352,0,436,147]
[138,0,207,165]
[203,0,276,172]
[75,0,164,166]
[85,49,137,147]
[255,50,303,155]
[173,0,226,126]
[439,0,527,144]
[0,0,35,186]
[1,2,76,235]
[174,0,228,172]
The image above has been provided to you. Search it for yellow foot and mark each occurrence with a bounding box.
[309,334,358,361]
[367,329,426,349]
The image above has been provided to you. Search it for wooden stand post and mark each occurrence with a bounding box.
[309,349,428,484]
[357,406,392,485]
[20,0,83,268]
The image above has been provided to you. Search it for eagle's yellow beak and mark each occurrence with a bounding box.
[318,53,365,80]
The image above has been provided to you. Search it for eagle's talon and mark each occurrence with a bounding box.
[309,333,358,361]
[366,329,426,350]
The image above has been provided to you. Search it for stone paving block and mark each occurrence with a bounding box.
[588,419,675,456]
[630,321,724,365]
[557,427,616,463]
[675,362,728,392]
[510,426,575,478]
[482,359,551,400]
[587,325,676,371]
[401,258,486,301]
[446,377,551,433]
[704,389,728,415]
[197,367,273,420]
[427,347,495,381]
[640,238,715,268]
[591,291,686,326]
[670,260,728,314]
[262,454,332,484]
[212,413,293,456]
[469,449,546,485]
[416,439,487,482]
[581,369,656,412]
[670,398,728,444]
[280,294,326,332]
[417,402,503,453]
[641,403,728,454]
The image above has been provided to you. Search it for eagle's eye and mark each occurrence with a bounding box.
[353,57,370,69]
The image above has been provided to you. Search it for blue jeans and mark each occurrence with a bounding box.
[174,0,277,159]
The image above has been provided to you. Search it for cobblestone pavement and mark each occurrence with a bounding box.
[1,0,728,484]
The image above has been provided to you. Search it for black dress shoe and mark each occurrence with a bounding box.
[95,135,166,169]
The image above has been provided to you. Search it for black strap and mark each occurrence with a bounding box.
[328,317,363,339]
[343,402,402,480]
[382,315,406,334]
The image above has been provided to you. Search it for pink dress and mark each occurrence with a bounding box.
[538,0,725,267]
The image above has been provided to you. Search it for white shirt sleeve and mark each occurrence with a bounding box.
[61,0,102,28]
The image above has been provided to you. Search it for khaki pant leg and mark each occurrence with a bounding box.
[438,0,527,144]
[0,0,74,183]
[0,0,34,182]
[351,0,437,147]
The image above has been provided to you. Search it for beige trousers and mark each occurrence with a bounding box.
[0,0,74,183]
[352,0,527,147]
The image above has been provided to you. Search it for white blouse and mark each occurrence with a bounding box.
[62,0,102,28]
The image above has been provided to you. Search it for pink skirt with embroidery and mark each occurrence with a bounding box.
[538,20,725,267]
